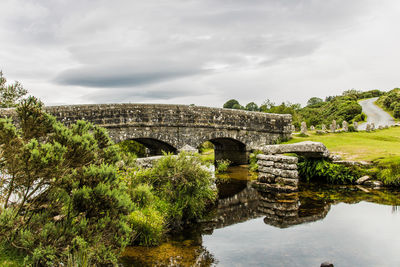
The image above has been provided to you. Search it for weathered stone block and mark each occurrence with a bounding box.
[258,160,274,167]
[273,162,298,170]
[257,154,298,164]
[259,200,299,211]
[259,167,298,179]
[259,141,330,158]
[252,182,298,192]
[275,177,299,187]
[258,175,275,183]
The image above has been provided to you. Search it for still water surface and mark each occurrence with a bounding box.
[121,166,400,266]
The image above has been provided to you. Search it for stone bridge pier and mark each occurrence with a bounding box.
[253,141,331,191]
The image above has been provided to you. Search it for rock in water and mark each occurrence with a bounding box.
[356,175,371,185]
[321,262,334,267]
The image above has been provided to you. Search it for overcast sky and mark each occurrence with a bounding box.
[1,0,400,107]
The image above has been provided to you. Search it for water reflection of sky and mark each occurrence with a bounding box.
[203,202,400,267]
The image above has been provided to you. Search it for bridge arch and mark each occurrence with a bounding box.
[196,133,249,165]
[130,138,177,156]
[113,130,178,156]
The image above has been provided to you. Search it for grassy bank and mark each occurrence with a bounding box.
[284,127,400,186]
[284,127,400,162]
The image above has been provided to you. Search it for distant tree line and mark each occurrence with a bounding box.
[223,89,384,129]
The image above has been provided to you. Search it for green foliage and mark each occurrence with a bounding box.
[129,207,164,246]
[307,97,323,107]
[298,158,362,184]
[222,89,381,128]
[130,184,155,208]
[0,97,134,265]
[124,152,217,230]
[216,159,231,173]
[0,71,28,108]
[198,141,214,153]
[118,139,147,157]
[374,157,400,186]
[245,102,259,111]
[0,241,25,267]
[353,113,366,122]
[231,103,243,109]
[394,104,400,118]
[249,150,261,172]
[348,125,357,132]
[223,99,240,109]
[376,88,400,119]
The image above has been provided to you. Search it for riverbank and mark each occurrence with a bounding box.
[284,126,400,162]
[284,127,400,186]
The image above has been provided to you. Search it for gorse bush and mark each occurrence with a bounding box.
[298,158,362,184]
[0,97,135,266]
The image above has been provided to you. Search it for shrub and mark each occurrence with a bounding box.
[130,184,155,208]
[298,158,363,184]
[216,159,231,173]
[249,150,262,172]
[375,157,400,186]
[125,152,217,229]
[394,104,400,118]
[129,207,164,246]
[348,125,357,132]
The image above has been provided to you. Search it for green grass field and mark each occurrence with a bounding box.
[284,127,400,162]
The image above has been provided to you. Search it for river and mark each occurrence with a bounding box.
[120,166,400,266]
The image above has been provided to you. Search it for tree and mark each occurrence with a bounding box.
[223,99,240,109]
[259,99,275,112]
[231,103,243,109]
[394,103,400,118]
[245,102,259,111]
[0,97,134,265]
[0,71,28,107]
[307,97,323,106]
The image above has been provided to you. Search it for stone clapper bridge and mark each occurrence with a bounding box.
[40,103,293,165]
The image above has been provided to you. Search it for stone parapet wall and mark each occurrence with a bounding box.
[44,104,292,134]
[253,154,299,192]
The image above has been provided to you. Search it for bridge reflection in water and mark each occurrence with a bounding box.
[121,167,400,266]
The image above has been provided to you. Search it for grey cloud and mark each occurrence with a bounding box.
[55,67,203,88]
[83,87,208,103]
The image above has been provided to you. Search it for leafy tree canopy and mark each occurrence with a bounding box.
[223,99,240,109]
[307,97,323,107]
[0,71,28,108]
[245,102,259,111]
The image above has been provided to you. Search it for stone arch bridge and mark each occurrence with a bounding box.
[8,103,293,164]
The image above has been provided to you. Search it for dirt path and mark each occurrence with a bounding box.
[358,97,395,130]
